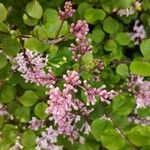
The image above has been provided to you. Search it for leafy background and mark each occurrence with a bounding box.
[0,0,150,150]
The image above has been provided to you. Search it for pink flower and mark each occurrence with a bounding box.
[70,20,89,39]
[28,117,44,131]
[12,49,55,87]
[36,126,62,150]
[130,20,146,45]
[59,1,75,20]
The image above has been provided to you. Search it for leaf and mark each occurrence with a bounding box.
[23,13,38,26]
[116,64,129,77]
[34,102,48,119]
[15,106,30,122]
[104,40,118,52]
[91,29,105,43]
[103,17,119,34]
[112,94,135,116]
[2,36,21,56]
[84,8,106,24]
[130,61,150,76]
[115,32,130,46]
[91,119,113,141]
[0,22,8,32]
[0,3,7,21]
[101,129,128,150]
[24,37,48,53]
[19,90,39,107]
[21,130,36,148]
[26,0,43,19]
[82,52,93,64]
[127,126,150,146]
[78,2,91,17]
[0,54,8,69]
[140,39,150,59]
[0,86,15,103]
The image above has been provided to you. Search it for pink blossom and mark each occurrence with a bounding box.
[59,1,75,20]
[70,37,92,61]
[10,136,23,150]
[28,117,44,131]
[128,75,150,108]
[130,20,146,45]
[70,20,89,39]
[12,49,55,87]
[36,126,62,150]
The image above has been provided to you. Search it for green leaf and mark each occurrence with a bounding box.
[26,0,43,19]
[78,2,91,17]
[15,106,30,122]
[21,130,36,148]
[19,90,39,106]
[23,13,38,26]
[0,3,7,21]
[112,94,135,116]
[91,119,113,141]
[130,61,150,76]
[104,40,118,52]
[2,36,21,56]
[82,52,93,64]
[101,129,128,150]
[0,86,15,103]
[0,22,8,32]
[140,39,150,59]
[116,64,129,77]
[24,37,48,53]
[127,126,150,146]
[2,124,17,146]
[103,17,119,34]
[115,32,130,45]
[0,54,8,69]
[34,102,48,119]
[91,29,105,43]
[84,8,106,24]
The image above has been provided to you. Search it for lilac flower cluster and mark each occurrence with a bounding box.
[128,75,150,108]
[12,49,55,87]
[28,117,44,131]
[58,1,75,20]
[46,70,92,143]
[128,115,150,126]
[130,20,146,45]
[113,1,141,17]
[36,126,62,150]
[69,20,92,61]
[83,80,116,105]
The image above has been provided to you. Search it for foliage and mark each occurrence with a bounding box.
[0,0,150,150]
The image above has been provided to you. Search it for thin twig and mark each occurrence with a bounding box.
[108,114,138,150]
[55,20,65,39]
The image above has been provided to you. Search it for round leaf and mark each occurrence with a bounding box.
[0,3,7,21]
[0,54,7,69]
[116,64,129,77]
[19,90,38,106]
[140,39,150,59]
[26,0,43,19]
[103,17,119,34]
[23,13,38,26]
[34,102,48,119]
[115,32,130,45]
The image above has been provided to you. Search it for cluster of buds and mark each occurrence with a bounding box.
[130,20,146,45]
[128,115,150,126]
[69,20,92,61]
[12,49,55,87]
[36,126,63,150]
[28,117,44,131]
[128,75,150,108]
[113,1,142,17]
[83,80,116,105]
[58,1,75,20]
